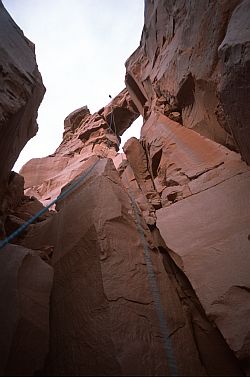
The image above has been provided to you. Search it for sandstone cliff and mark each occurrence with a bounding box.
[0,1,45,237]
[19,88,139,206]
[1,1,250,376]
[125,0,250,163]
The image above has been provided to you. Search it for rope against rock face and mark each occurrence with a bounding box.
[122,155,178,376]
[2,101,116,250]
[111,110,117,135]
[108,105,117,136]
[0,159,99,250]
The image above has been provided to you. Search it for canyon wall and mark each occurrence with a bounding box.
[123,1,250,372]
[0,4,49,374]
[0,1,45,236]
[19,88,139,206]
[1,1,250,376]
[125,0,250,163]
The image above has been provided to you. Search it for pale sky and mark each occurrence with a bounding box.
[3,0,144,171]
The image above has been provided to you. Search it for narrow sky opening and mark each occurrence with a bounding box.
[2,0,144,171]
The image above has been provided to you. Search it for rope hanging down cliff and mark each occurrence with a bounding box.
[0,105,116,250]
[0,159,99,250]
[0,112,178,375]
[108,94,117,135]
[109,108,117,136]
[122,155,178,376]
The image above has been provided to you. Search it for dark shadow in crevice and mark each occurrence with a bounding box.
[153,228,245,376]
[125,73,147,109]
[177,73,195,108]
[151,149,162,178]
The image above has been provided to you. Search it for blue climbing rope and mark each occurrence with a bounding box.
[123,159,178,376]
[1,102,116,250]
[1,106,178,375]
[0,159,99,250]
[109,109,177,374]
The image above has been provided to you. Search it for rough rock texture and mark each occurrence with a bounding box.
[157,173,250,371]
[0,2,45,233]
[119,159,157,227]
[123,137,161,210]
[125,0,250,164]
[16,158,243,376]
[122,111,250,373]
[0,244,53,375]
[1,169,52,243]
[20,88,139,206]
[123,8,250,369]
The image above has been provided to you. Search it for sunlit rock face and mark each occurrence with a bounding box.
[140,112,250,373]
[0,3,45,234]
[20,88,139,206]
[1,0,250,375]
[122,0,250,372]
[125,0,250,164]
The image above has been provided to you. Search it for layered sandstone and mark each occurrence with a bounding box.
[125,0,250,164]
[16,158,243,376]
[121,1,250,371]
[20,88,139,206]
[123,112,250,373]
[0,2,45,234]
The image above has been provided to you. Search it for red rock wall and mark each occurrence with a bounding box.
[121,1,250,372]
[136,112,250,373]
[125,0,250,164]
[19,88,139,206]
[16,158,244,376]
[0,3,45,234]
[0,244,53,375]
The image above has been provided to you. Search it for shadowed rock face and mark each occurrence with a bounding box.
[125,0,250,164]
[0,2,45,232]
[0,244,53,376]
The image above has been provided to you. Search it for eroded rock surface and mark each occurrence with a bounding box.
[20,88,139,206]
[0,3,45,233]
[0,244,53,375]
[125,0,250,163]
[123,137,161,211]
[16,158,243,376]
[124,111,250,373]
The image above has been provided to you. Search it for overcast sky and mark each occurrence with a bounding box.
[3,0,144,171]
